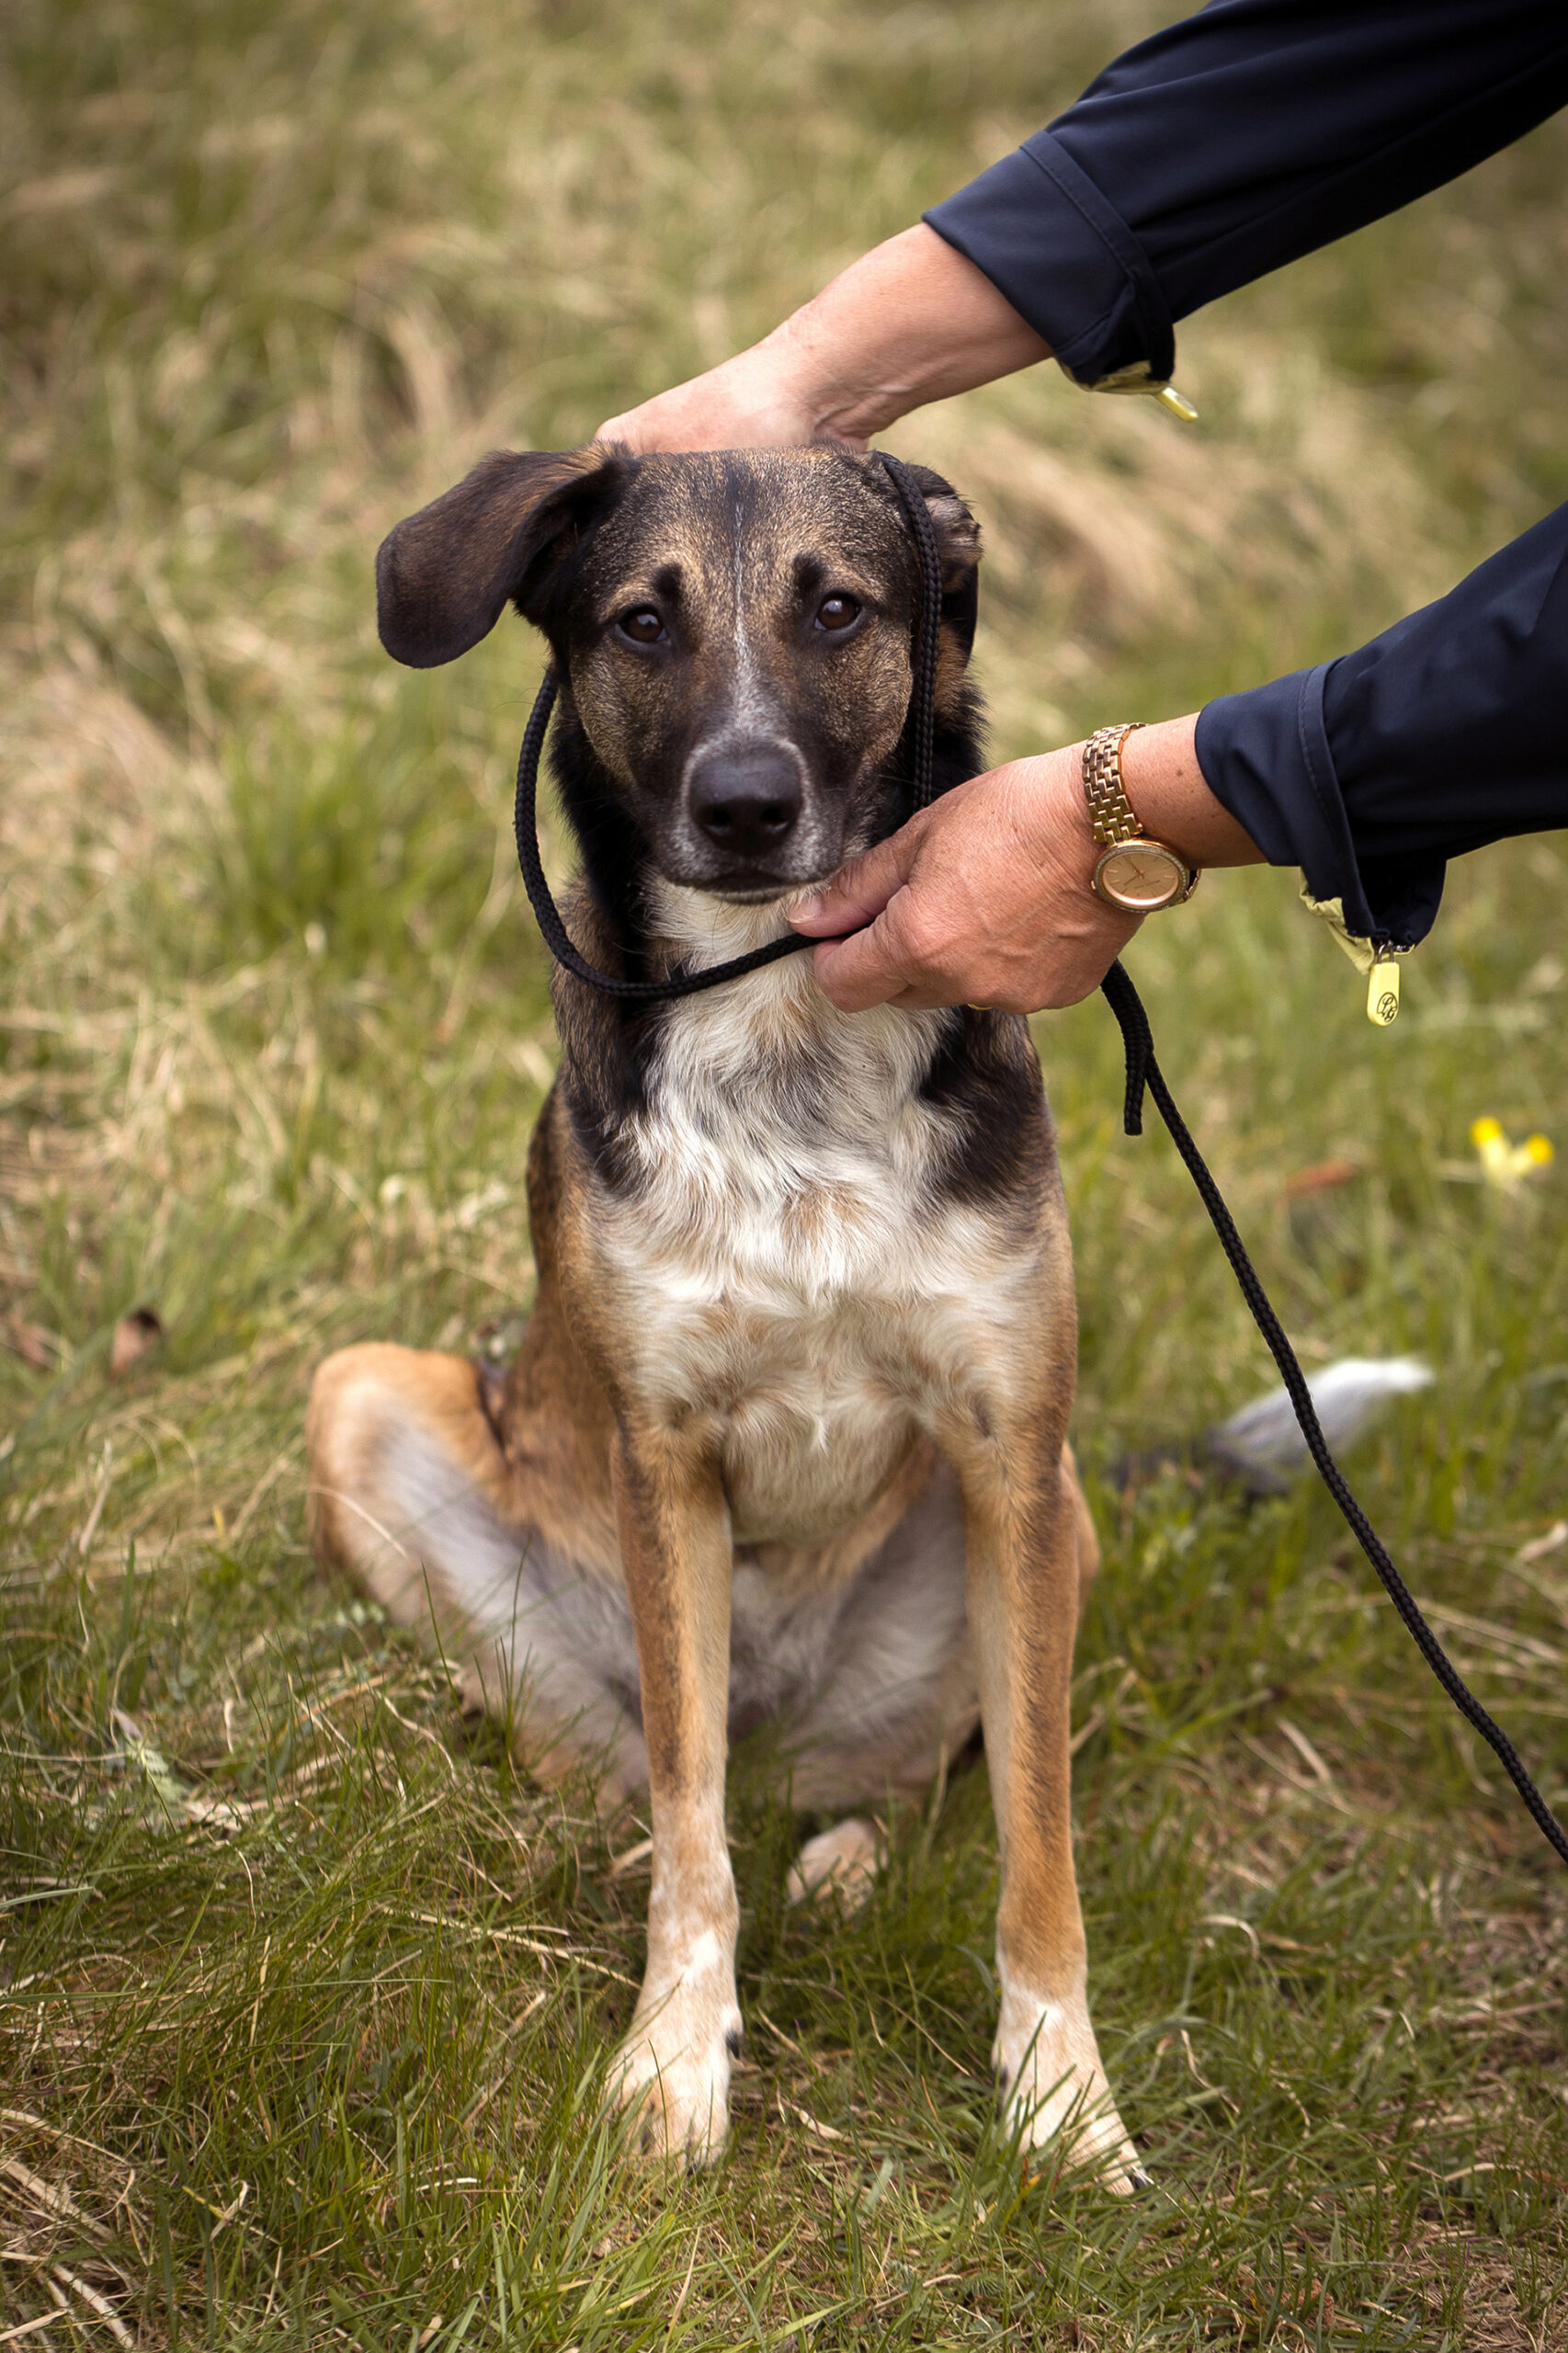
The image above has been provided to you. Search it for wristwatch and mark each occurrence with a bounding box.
[1082,724,1199,912]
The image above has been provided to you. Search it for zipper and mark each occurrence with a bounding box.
[1299,890,1411,1025]
[1366,940,1401,1028]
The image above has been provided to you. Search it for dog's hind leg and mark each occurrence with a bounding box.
[778,1444,1096,1911]
[771,1458,976,1799]
[306,1342,647,1798]
[787,1817,881,1906]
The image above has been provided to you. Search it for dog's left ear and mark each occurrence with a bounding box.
[376,445,630,668]
[902,461,983,666]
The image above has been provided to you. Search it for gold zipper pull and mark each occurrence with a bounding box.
[1299,891,1406,1025]
[1367,955,1401,1027]
[1064,359,1199,422]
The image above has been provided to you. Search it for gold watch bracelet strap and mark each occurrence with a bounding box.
[1082,722,1147,846]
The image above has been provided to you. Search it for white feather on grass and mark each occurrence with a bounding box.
[1210,1357,1434,1487]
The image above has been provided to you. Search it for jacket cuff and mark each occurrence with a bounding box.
[1195,665,1445,949]
[924,131,1175,388]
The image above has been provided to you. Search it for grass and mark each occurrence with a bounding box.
[2,0,1567,2342]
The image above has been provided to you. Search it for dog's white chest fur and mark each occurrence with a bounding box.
[598,901,1041,1546]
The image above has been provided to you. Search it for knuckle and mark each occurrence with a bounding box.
[892,902,942,969]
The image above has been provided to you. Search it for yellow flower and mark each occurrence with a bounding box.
[1471,1118,1554,1188]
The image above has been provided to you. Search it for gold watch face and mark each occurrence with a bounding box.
[1092,840,1190,912]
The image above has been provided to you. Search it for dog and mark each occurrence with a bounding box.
[306,441,1143,2188]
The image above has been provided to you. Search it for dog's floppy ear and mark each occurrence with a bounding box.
[901,460,983,666]
[903,461,982,585]
[376,445,629,668]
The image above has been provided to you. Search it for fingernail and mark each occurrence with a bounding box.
[790,892,824,923]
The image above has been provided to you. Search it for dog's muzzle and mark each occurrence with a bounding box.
[686,742,803,864]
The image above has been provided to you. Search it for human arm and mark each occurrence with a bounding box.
[606,0,1568,1004]
[606,0,1568,453]
[597,225,1049,454]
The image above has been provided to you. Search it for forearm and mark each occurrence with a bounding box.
[599,227,1049,453]
[767,226,1051,442]
[606,4,1568,453]
[1119,717,1261,870]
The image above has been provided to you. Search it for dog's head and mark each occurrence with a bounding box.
[376,444,982,900]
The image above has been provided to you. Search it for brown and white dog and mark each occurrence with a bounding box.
[306,443,1142,2187]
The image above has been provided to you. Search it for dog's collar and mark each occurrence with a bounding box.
[511,450,942,1004]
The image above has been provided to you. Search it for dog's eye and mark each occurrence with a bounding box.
[815,594,861,633]
[619,608,665,645]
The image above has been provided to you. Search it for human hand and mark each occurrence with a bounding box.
[790,717,1259,1013]
[597,338,834,456]
[597,226,1050,455]
[790,748,1138,1013]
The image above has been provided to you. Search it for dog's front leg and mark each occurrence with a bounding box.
[609,1415,741,2165]
[951,1408,1143,2192]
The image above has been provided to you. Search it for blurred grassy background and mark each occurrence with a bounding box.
[2,0,1566,2345]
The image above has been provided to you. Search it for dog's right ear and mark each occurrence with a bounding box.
[376,445,629,668]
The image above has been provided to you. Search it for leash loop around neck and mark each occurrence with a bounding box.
[1101,957,1568,1871]
[513,665,813,1002]
[511,449,939,1003]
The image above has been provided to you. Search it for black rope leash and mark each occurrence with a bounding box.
[512,451,939,1001]
[1100,959,1568,1870]
[509,440,1568,1870]
[512,665,812,1001]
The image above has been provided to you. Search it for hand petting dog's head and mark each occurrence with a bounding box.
[376,445,982,900]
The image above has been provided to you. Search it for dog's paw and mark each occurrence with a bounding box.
[611,1976,744,2167]
[993,1984,1143,2195]
[786,1816,881,1908]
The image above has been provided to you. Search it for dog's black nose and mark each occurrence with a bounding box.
[687,745,802,859]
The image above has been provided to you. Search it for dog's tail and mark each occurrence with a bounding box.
[1115,1356,1434,1497]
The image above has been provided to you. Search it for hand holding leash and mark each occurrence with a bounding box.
[791,717,1260,1012]
[790,748,1142,1012]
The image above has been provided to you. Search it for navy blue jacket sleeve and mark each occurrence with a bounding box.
[925,0,1568,393]
[1194,505,1568,947]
